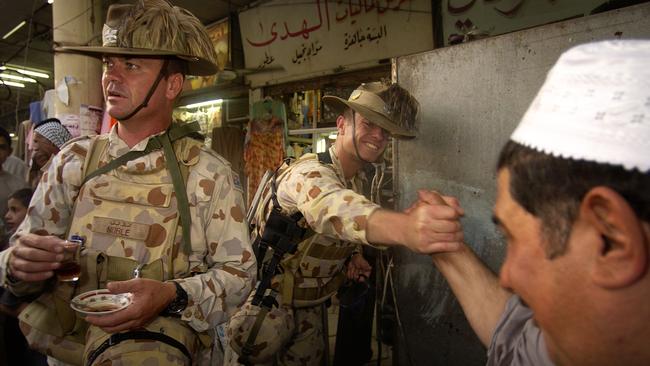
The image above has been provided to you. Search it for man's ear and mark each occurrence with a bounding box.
[336,114,347,135]
[165,73,184,100]
[581,187,648,289]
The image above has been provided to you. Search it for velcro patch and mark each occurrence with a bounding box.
[93,217,150,241]
[232,173,243,192]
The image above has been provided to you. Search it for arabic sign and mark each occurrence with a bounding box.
[443,0,604,45]
[240,0,432,86]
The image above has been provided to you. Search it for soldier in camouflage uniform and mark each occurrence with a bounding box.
[2,1,255,365]
[227,82,464,365]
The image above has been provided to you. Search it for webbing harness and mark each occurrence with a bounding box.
[81,121,200,255]
[85,330,191,366]
[238,152,331,364]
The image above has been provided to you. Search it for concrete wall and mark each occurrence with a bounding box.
[392,3,650,365]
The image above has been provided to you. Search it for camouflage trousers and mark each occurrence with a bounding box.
[224,304,325,366]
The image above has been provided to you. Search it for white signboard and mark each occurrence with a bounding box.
[443,0,604,45]
[240,0,433,86]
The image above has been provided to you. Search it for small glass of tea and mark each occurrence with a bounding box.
[55,236,83,282]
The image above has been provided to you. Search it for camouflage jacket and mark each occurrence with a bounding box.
[5,126,256,332]
[252,146,380,306]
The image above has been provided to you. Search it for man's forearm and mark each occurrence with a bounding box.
[366,209,408,247]
[432,244,511,346]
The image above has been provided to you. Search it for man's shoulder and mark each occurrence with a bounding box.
[0,170,27,187]
[195,145,233,170]
[190,145,239,182]
[288,153,332,171]
[283,154,339,181]
[59,134,96,157]
[4,155,27,168]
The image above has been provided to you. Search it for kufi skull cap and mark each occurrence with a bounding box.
[511,40,650,172]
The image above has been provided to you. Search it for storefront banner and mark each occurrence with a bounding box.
[443,0,604,45]
[240,0,432,86]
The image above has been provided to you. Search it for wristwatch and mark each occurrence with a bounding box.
[162,281,188,317]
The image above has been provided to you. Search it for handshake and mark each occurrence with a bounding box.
[402,189,465,255]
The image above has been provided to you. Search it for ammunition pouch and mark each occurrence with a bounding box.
[228,290,294,365]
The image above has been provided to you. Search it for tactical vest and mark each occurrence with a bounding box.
[18,124,209,365]
[252,151,359,308]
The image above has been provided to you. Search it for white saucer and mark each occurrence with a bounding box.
[70,289,132,316]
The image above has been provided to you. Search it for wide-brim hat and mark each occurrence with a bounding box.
[56,0,218,76]
[322,82,419,138]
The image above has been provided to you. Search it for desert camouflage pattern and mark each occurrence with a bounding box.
[7,124,256,365]
[225,293,323,366]
[277,306,324,366]
[251,146,379,306]
[227,291,295,364]
[228,146,378,364]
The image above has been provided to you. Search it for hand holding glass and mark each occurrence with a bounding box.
[55,238,82,282]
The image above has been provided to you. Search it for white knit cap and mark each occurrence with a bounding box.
[511,40,650,173]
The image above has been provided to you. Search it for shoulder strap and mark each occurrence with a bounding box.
[82,136,109,182]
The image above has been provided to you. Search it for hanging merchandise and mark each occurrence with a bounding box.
[212,126,245,185]
[244,98,286,204]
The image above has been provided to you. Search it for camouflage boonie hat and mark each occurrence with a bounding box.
[57,0,218,76]
[228,293,294,363]
[323,81,420,138]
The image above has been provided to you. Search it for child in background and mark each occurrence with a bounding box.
[3,188,32,246]
[0,187,46,366]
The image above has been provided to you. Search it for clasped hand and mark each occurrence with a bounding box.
[403,190,465,254]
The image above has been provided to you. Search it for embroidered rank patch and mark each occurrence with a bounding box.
[93,217,151,241]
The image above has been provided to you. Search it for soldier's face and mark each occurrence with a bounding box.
[101,56,168,121]
[344,113,389,162]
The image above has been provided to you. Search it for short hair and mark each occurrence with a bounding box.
[0,126,11,148]
[342,107,354,121]
[163,58,187,78]
[9,188,33,209]
[497,140,650,258]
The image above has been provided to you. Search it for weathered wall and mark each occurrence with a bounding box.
[392,3,650,365]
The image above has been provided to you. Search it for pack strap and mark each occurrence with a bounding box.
[158,131,192,256]
[238,306,270,365]
[85,330,191,366]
